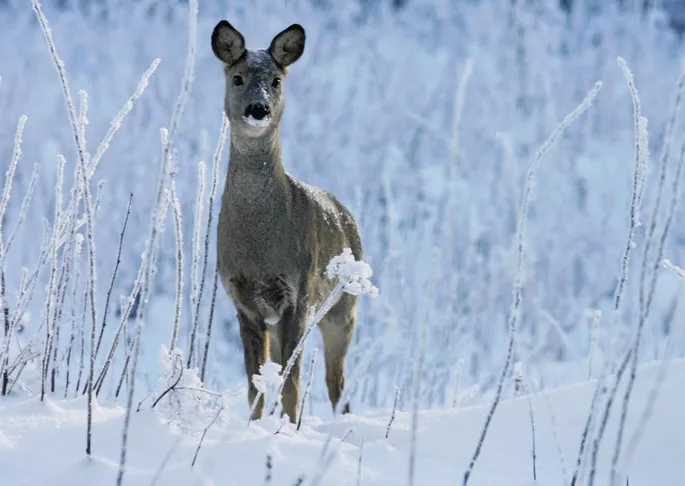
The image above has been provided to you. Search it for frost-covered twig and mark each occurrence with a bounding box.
[194,113,229,372]
[269,249,378,415]
[94,194,132,360]
[663,259,685,279]
[191,406,223,468]
[169,176,184,351]
[297,348,318,431]
[115,311,144,486]
[0,116,27,395]
[623,276,685,466]
[139,0,198,322]
[188,161,205,367]
[586,59,649,486]
[3,163,40,258]
[462,80,602,486]
[610,118,685,486]
[638,65,685,317]
[570,381,603,486]
[386,386,400,439]
[200,264,219,382]
[88,59,161,177]
[41,154,65,402]
[151,353,183,409]
[357,438,365,486]
[31,0,100,455]
[607,58,649,363]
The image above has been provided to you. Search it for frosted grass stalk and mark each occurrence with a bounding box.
[0,116,27,394]
[462,80,602,486]
[3,163,40,258]
[296,348,318,431]
[41,154,65,402]
[169,176,184,351]
[187,161,205,366]
[140,0,198,321]
[200,265,219,382]
[638,66,685,317]
[610,130,685,485]
[585,59,649,486]
[624,278,685,469]
[196,114,229,372]
[88,59,161,177]
[386,386,400,439]
[94,194,133,358]
[268,283,344,416]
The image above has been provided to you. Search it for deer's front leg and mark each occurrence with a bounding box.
[280,303,306,423]
[237,310,268,420]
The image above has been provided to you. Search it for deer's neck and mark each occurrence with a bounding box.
[224,129,289,207]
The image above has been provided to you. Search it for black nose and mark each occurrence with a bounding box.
[245,103,270,120]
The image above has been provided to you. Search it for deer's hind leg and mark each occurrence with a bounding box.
[319,293,356,415]
[237,310,269,421]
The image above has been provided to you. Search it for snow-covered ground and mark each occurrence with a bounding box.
[1,358,683,486]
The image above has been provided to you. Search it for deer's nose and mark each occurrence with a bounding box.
[245,103,270,120]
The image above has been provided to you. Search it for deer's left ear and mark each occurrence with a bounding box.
[269,24,306,68]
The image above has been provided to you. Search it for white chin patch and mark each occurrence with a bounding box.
[243,114,270,128]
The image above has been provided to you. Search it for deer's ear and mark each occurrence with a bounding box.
[211,20,245,67]
[269,24,305,68]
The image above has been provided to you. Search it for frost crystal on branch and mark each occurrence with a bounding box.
[326,248,379,297]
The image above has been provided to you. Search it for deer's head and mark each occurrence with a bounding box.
[211,21,306,138]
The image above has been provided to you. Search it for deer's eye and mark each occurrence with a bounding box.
[272,78,281,88]
[232,75,244,86]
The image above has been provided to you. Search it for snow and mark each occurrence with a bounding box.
[0,359,683,485]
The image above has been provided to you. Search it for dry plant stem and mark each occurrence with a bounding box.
[0,116,26,394]
[200,264,219,382]
[269,282,345,415]
[297,348,319,431]
[608,58,649,364]
[408,313,427,486]
[569,380,603,486]
[295,348,319,430]
[188,161,206,367]
[64,262,81,397]
[88,59,161,177]
[41,155,65,402]
[151,355,183,409]
[462,80,603,486]
[116,313,144,486]
[94,194,133,359]
[624,279,685,468]
[169,177,184,351]
[139,0,198,322]
[150,438,181,486]
[3,163,40,258]
[192,407,224,467]
[610,130,685,485]
[94,255,147,396]
[192,114,228,370]
[585,59,648,486]
[357,438,365,486]
[386,386,400,439]
[31,1,100,456]
[638,68,685,317]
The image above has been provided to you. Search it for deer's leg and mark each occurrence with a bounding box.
[319,294,356,415]
[237,310,268,421]
[280,303,306,423]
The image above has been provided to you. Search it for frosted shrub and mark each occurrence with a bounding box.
[154,345,210,436]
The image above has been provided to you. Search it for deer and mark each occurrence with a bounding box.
[211,20,363,424]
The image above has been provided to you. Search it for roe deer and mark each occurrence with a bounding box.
[211,20,363,423]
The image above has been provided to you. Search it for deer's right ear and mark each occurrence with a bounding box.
[211,20,245,67]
